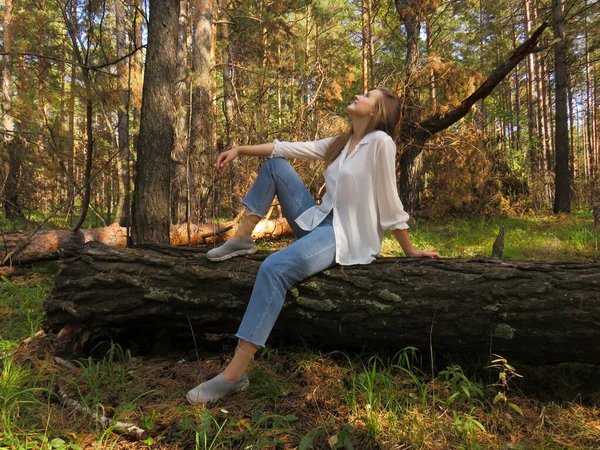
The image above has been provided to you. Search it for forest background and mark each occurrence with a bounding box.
[1,0,598,235]
[1,1,600,449]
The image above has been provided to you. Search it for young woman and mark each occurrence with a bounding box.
[186,87,440,404]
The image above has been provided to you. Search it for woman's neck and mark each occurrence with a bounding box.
[351,117,370,143]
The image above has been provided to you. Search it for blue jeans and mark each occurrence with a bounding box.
[236,158,337,347]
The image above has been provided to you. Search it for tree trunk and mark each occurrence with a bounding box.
[220,0,234,147]
[172,0,190,225]
[395,0,422,213]
[3,139,25,220]
[552,0,570,213]
[44,243,600,364]
[1,0,25,221]
[131,0,179,246]
[393,5,547,214]
[524,0,540,173]
[361,0,369,92]
[0,218,292,266]
[114,0,131,227]
[584,0,595,179]
[189,0,213,223]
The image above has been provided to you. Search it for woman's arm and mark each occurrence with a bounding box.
[217,143,275,172]
[393,229,440,258]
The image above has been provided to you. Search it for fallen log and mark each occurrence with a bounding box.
[1,219,292,265]
[43,242,600,364]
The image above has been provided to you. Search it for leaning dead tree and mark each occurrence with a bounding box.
[398,21,549,211]
[45,242,600,364]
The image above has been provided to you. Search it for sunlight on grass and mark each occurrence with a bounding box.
[380,214,599,261]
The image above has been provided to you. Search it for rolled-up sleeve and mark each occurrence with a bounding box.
[270,136,335,160]
[375,137,410,231]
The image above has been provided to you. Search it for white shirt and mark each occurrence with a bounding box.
[271,130,410,265]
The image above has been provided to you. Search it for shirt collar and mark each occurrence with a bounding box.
[352,130,376,147]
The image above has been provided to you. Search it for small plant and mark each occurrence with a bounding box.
[439,365,485,407]
[228,412,298,448]
[75,342,137,405]
[451,409,486,445]
[391,347,428,406]
[486,354,523,416]
[140,409,157,431]
[195,410,228,450]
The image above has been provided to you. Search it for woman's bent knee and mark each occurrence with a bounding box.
[263,157,292,173]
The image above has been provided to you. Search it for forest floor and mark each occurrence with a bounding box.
[1,214,599,449]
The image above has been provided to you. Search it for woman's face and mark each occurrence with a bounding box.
[347,89,382,118]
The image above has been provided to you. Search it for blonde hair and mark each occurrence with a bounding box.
[323,87,401,167]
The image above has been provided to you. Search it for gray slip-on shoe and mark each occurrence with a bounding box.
[186,373,249,404]
[206,236,257,261]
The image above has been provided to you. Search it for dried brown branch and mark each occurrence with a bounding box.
[417,22,549,139]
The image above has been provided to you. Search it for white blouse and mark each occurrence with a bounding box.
[270,130,410,265]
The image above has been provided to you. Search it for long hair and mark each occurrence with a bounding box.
[323,87,401,167]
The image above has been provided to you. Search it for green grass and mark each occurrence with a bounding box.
[1,215,599,449]
[0,269,59,449]
[0,209,106,231]
[380,214,599,260]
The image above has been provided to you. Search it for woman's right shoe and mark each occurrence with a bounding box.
[206,236,257,261]
[186,373,250,404]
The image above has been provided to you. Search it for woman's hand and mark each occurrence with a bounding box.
[216,148,239,172]
[405,249,441,259]
[393,229,441,259]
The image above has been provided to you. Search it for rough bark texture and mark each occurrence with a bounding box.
[552,0,571,213]
[44,243,600,364]
[1,218,292,265]
[114,0,131,227]
[1,0,25,221]
[131,0,178,245]
[171,0,190,225]
[190,0,214,223]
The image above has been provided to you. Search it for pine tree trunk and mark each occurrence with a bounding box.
[115,0,131,227]
[220,0,234,147]
[190,0,213,223]
[361,0,369,92]
[395,0,422,213]
[524,0,540,173]
[172,0,190,225]
[131,0,179,245]
[44,243,600,364]
[584,0,595,179]
[1,0,25,221]
[552,0,571,213]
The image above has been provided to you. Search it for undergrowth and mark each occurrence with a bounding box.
[1,216,599,449]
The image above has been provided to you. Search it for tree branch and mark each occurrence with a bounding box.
[416,22,549,139]
[0,46,146,73]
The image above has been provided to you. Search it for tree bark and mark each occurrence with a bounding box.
[114,0,131,227]
[1,0,25,221]
[189,0,213,223]
[361,0,369,92]
[172,0,190,225]
[131,0,179,246]
[395,0,423,213]
[220,0,234,147]
[524,0,540,173]
[44,243,600,364]
[552,0,571,213]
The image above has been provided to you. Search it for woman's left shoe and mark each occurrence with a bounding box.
[186,373,249,404]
